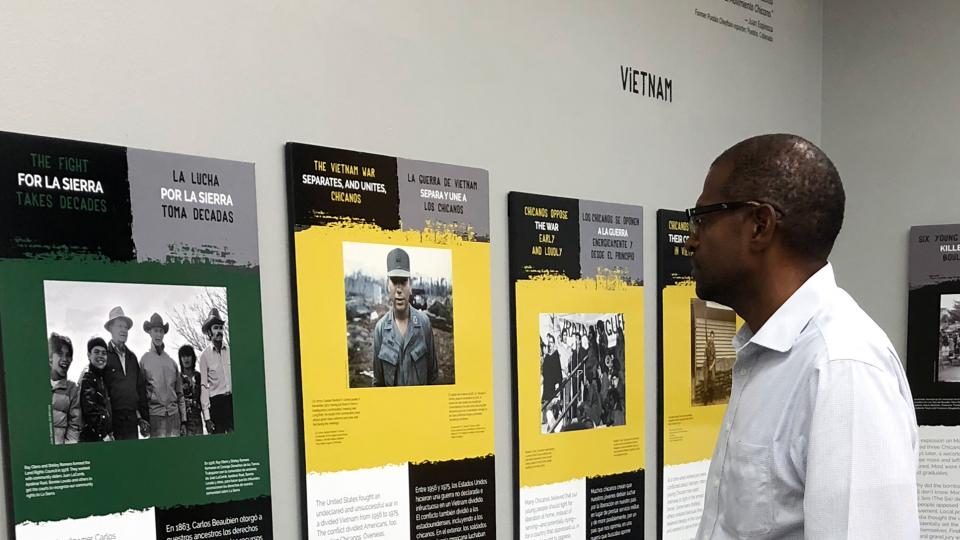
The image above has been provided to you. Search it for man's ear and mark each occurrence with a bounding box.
[749,205,778,247]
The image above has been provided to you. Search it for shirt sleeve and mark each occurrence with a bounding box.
[425,318,438,385]
[198,351,211,421]
[135,354,150,423]
[372,322,383,387]
[65,383,82,444]
[803,358,919,539]
[175,362,186,422]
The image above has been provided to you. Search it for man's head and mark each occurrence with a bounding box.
[179,344,197,371]
[202,308,227,346]
[48,333,73,380]
[386,247,412,315]
[87,337,108,370]
[685,134,844,305]
[209,323,225,346]
[104,306,132,345]
[387,276,411,314]
[143,313,169,348]
[547,333,557,354]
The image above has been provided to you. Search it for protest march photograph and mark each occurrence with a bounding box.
[539,312,626,434]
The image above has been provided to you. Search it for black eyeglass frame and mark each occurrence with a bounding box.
[685,200,785,232]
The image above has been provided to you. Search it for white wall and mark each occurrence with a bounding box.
[823,0,960,356]
[0,2,822,538]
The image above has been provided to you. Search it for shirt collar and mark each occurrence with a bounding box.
[383,308,420,330]
[732,262,836,353]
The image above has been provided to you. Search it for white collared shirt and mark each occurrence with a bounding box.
[198,343,231,421]
[697,263,919,539]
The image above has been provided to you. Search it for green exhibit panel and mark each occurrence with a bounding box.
[0,131,274,540]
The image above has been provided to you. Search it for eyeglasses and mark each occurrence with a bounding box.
[685,200,785,236]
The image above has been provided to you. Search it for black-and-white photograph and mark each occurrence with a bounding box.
[343,242,454,388]
[44,280,234,444]
[690,299,735,407]
[539,313,626,434]
[937,294,960,382]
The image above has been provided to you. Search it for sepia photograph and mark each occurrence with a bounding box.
[44,280,233,444]
[938,294,960,382]
[343,242,454,388]
[539,313,626,434]
[690,299,735,407]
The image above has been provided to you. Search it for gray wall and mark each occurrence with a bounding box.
[823,0,960,357]
[0,2,823,538]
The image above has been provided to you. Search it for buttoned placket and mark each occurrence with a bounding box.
[112,343,127,376]
[704,346,758,540]
[397,315,420,384]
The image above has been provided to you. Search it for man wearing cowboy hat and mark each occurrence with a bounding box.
[103,306,150,440]
[199,308,232,434]
[140,313,186,438]
[372,247,438,387]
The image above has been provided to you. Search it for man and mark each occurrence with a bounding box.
[557,328,573,380]
[541,333,562,403]
[703,330,717,405]
[49,333,80,444]
[372,247,439,386]
[687,134,918,538]
[199,308,232,434]
[603,370,624,427]
[140,313,185,438]
[580,332,598,386]
[79,337,113,442]
[103,306,149,440]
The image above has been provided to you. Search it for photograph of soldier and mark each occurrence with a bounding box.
[79,337,113,442]
[141,313,186,438]
[342,242,454,387]
[937,294,960,382]
[42,281,231,442]
[539,313,627,434]
[690,299,736,406]
[199,308,233,434]
[49,333,80,444]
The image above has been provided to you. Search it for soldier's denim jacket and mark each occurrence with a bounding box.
[372,307,438,386]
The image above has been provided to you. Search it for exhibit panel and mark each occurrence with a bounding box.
[285,143,495,540]
[907,224,960,537]
[0,131,273,539]
[508,192,644,539]
[655,210,736,539]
